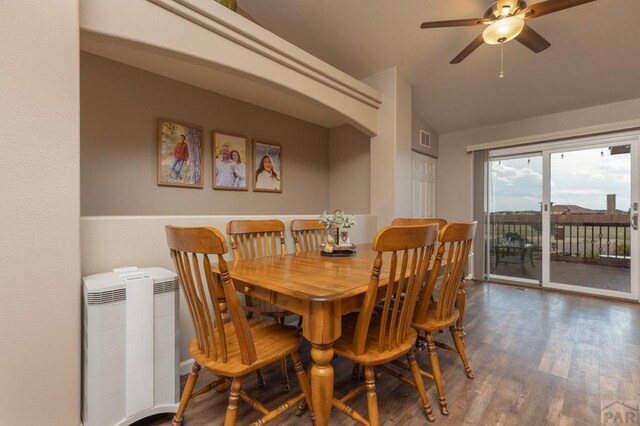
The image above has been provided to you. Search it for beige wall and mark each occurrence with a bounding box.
[81,53,330,216]
[412,110,439,158]
[437,97,640,223]
[0,2,81,424]
[329,125,371,213]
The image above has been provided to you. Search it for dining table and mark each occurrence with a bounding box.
[214,243,465,426]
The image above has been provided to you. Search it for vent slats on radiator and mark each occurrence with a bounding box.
[86,279,178,305]
[153,279,179,295]
[87,288,126,305]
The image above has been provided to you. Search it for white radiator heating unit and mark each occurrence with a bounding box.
[82,266,180,426]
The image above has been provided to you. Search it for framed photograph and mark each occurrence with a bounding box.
[213,131,249,191]
[253,139,282,193]
[157,118,203,188]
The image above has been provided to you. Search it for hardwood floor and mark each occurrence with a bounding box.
[141,281,640,425]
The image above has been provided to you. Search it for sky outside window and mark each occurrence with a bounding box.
[490,147,630,213]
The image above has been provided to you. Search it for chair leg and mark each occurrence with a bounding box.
[280,357,291,391]
[256,369,265,388]
[224,376,243,426]
[291,351,315,424]
[450,326,474,379]
[406,350,435,422]
[455,279,466,338]
[351,363,361,381]
[296,363,313,416]
[426,332,448,415]
[364,366,379,426]
[172,362,201,426]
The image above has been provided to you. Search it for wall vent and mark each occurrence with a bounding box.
[420,130,431,148]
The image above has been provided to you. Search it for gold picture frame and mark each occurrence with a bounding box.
[213,130,249,191]
[157,118,204,188]
[253,139,282,193]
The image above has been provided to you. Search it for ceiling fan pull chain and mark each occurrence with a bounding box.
[499,43,505,78]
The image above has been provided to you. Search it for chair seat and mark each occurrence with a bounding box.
[191,318,300,377]
[413,303,459,332]
[334,313,418,366]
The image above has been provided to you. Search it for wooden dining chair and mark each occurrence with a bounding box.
[226,219,295,390]
[412,222,477,416]
[350,218,450,382]
[165,225,314,426]
[331,224,439,425]
[391,217,470,346]
[290,219,337,253]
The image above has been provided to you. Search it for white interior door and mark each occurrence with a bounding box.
[411,152,436,217]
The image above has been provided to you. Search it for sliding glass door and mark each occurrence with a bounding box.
[486,132,639,300]
[487,154,542,284]
[542,141,638,299]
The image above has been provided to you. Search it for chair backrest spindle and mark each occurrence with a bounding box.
[226,219,287,260]
[290,219,338,253]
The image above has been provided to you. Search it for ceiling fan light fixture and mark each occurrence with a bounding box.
[482,16,525,44]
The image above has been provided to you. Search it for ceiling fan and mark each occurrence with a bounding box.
[420,0,597,64]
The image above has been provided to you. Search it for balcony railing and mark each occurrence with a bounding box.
[489,213,631,267]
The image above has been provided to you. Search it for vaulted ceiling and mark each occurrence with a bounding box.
[240,0,640,134]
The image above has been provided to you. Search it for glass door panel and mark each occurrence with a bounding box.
[488,155,542,283]
[547,145,632,294]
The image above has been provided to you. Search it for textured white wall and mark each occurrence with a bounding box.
[395,73,413,218]
[0,1,80,424]
[329,125,371,213]
[363,68,397,228]
[362,67,414,227]
[412,110,440,158]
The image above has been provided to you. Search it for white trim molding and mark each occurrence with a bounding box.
[466,118,640,152]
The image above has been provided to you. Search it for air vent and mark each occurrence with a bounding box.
[419,130,431,148]
[87,288,126,305]
[154,279,179,295]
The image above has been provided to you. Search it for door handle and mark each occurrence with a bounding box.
[631,213,638,230]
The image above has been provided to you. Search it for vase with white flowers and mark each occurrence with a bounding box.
[319,209,356,246]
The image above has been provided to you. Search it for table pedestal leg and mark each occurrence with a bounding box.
[310,343,334,426]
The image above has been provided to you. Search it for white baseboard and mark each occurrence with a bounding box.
[180,358,195,376]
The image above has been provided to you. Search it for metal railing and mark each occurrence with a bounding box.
[489,213,631,266]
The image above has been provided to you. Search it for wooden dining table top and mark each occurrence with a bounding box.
[225,243,388,302]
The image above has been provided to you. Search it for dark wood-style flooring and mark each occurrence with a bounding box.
[142,281,640,425]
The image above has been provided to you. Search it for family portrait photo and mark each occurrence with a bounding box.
[253,140,282,193]
[213,131,248,190]
[157,119,203,188]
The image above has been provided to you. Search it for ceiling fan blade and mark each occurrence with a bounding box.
[450,34,485,64]
[421,18,489,29]
[523,0,597,19]
[515,24,551,53]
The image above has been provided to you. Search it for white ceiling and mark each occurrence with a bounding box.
[239,0,640,134]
